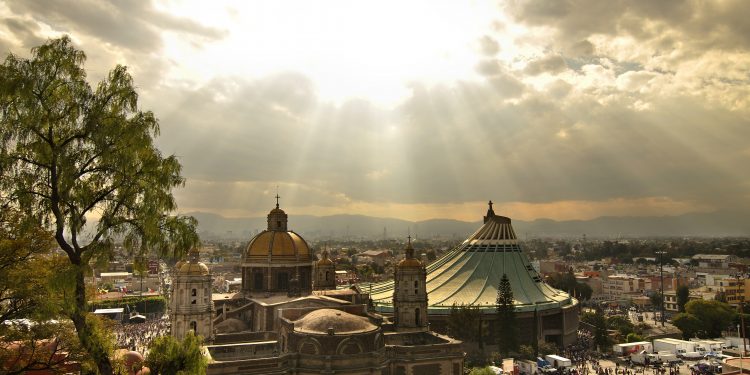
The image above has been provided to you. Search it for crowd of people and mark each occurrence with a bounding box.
[113,318,170,354]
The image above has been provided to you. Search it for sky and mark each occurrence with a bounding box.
[1,0,749,222]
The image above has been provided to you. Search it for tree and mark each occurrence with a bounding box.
[496,273,518,357]
[626,333,644,343]
[607,315,635,337]
[448,303,483,343]
[714,291,728,303]
[676,285,690,313]
[649,292,664,308]
[672,313,702,339]
[0,37,199,374]
[581,312,609,351]
[685,299,735,338]
[146,331,207,375]
[0,209,89,374]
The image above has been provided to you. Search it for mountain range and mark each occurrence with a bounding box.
[186,210,750,241]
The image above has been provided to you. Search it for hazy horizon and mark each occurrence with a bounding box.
[3,1,748,223]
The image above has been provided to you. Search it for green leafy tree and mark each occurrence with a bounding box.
[496,273,518,357]
[714,291,728,303]
[650,292,664,308]
[469,367,497,375]
[626,333,644,343]
[0,37,199,374]
[537,341,558,356]
[607,315,635,336]
[581,312,609,351]
[672,313,702,339]
[448,303,486,349]
[685,299,735,338]
[146,331,207,375]
[0,209,90,374]
[676,286,690,313]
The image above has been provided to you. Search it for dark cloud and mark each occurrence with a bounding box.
[507,0,750,51]
[478,35,500,56]
[475,59,502,76]
[3,17,44,49]
[524,54,567,75]
[4,0,226,52]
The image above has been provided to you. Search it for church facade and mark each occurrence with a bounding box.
[172,201,465,375]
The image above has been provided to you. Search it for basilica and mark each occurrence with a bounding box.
[171,200,580,374]
[171,201,465,375]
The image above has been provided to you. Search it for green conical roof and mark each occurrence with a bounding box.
[368,207,576,314]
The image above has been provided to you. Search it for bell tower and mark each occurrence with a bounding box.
[393,236,428,331]
[314,248,336,290]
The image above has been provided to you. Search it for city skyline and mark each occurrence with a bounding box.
[2,0,748,222]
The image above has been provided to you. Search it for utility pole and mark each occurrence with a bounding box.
[655,250,667,327]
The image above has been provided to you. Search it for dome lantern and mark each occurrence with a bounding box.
[267,194,288,231]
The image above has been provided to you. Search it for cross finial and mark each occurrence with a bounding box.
[275,193,280,209]
[488,200,493,210]
[407,235,412,245]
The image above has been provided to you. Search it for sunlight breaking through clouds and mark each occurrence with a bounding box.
[2,0,749,222]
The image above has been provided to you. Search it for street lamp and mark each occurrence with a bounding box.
[655,250,667,327]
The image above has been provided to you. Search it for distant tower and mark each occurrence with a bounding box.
[314,248,336,290]
[171,248,214,341]
[393,236,428,331]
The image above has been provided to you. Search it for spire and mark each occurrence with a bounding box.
[484,200,496,223]
[188,248,200,263]
[405,235,415,259]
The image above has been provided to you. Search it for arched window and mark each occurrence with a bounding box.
[191,288,197,296]
[190,321,197,332]
[415,308,421,326]
[325,271,330,281]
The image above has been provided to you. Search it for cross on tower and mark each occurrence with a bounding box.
[488,200,493,210]
[275,193,280,208]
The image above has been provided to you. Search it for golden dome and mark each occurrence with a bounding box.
[178,262,209,276]
[397,236,422,268]
[397,258,422,268]
[317,257,334,266]
[245,230,312,262]
[316,249,334,266]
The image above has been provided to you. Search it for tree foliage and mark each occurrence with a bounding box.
[546,270,592,300]
[581,312,609,351]
[448,303,484,344]
[607,315,635,337]
[496,273,518,357]
[672,313,702,339]
[676,286,690,313]
[146,331,207,375]
[672,300,735,339]
[0,36,200,374]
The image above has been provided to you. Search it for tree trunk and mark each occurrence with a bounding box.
[70,264,113,375]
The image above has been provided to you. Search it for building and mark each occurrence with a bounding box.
[366,202,580,347]
[602,275,649,298]
[692,254,738,269]
[181,201,465,374]
[171,248,215,341]
[313,249,336,290]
